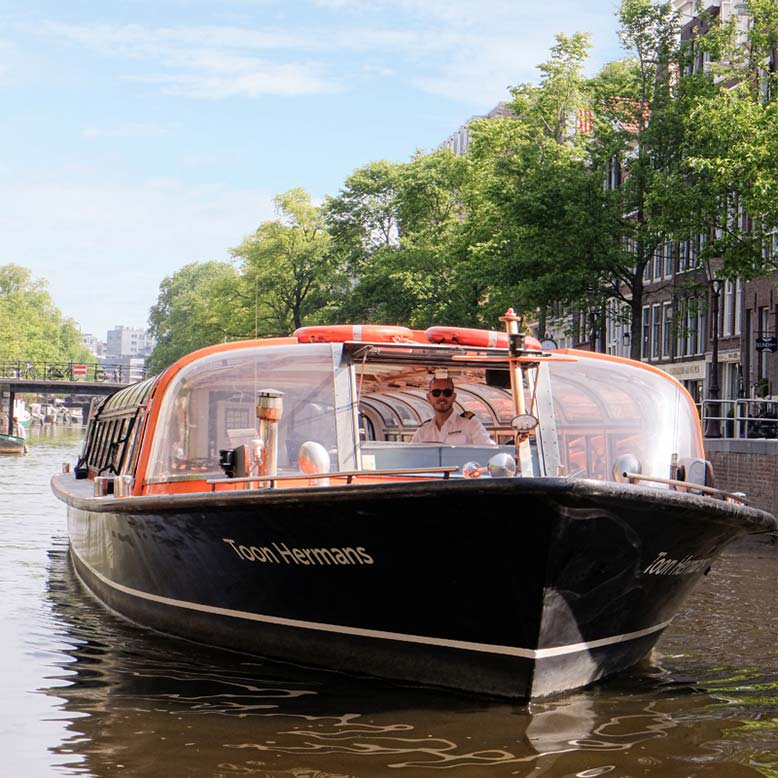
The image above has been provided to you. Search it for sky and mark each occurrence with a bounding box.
[0,0,628,339]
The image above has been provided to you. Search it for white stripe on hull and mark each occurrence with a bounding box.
[72,547,672,661]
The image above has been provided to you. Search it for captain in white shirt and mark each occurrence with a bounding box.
[411,377,496,446]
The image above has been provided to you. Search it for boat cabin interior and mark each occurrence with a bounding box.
[75,338,705,497]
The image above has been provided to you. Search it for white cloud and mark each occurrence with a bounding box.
[131,63,341,98]
[37,21,342,97]
[29,4,623,106]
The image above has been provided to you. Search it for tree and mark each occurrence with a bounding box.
[324,152,479,327]
[0,264,90,362]
[654,0,778,279]
[232,189,335,334]
[465,33,621,337]
[146,261,243,373]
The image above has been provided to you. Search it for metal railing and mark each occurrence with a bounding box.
[701,397,778,439]
[0,361,145,383]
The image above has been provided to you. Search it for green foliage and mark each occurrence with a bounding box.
[323,151,488,328]
[0,264,91,362]
[645,0,778,281]
[146,261,243,373]
[232,188,336,335]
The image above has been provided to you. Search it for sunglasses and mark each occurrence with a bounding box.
[430,388,454,398]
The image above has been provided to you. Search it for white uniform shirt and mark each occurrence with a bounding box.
[411,411,496,446]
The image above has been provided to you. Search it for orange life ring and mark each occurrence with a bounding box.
[295,324,415,344]
[425,326,509,348]
[424,326,542,351]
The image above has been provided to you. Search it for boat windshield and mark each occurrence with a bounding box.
[145,343,355,483]
[547,354,703,480]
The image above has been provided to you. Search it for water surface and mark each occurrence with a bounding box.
[1,427,776,777]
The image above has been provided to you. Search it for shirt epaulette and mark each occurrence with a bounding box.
[419,418,432,425]
[460,411,475,419]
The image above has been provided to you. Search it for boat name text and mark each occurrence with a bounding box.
[223,538,374,566]
[642,551,713,576]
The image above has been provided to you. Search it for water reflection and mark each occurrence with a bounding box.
[42,541,777,777]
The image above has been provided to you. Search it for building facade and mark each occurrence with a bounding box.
[106,326,155,359]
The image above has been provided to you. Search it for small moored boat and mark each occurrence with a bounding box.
[0,432,27,454]
[51,312,777,699]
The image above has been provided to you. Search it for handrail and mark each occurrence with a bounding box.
[206,465,458,491]
[622,471,749,504]
[700,397,778,439]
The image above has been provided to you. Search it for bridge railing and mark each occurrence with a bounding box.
[0,361,146,383]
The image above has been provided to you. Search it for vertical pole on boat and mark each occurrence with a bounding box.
[256,390,284,485]
[500,308,535,476]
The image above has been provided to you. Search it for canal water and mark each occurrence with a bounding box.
[1,427,776,777]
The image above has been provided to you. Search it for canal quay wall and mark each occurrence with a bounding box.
[706,439,778,520]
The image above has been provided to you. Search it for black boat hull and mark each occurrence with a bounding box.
[55,475,775,699]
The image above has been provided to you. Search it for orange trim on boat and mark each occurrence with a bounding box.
[295,324,416,343]
[133,337,298,496]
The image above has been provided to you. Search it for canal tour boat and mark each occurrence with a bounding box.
[51,312,777,700]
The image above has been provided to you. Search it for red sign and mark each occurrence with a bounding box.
[72,364,87,378]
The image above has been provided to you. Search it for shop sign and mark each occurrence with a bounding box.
[661,360,705,380]
[756,336,777,353]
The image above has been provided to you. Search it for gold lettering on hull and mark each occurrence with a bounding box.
[222,538,374,566]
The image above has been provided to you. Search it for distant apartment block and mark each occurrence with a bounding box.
[439,102,514,156]
[81,333,105,357]
[106,326,156,359]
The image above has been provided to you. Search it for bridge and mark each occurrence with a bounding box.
[0,360,149,435]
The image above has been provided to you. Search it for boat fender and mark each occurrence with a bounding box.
[294,324,415,343]
[425,327,544,351]
[425,326,509,348]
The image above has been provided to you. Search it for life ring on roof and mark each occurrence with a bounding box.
[425,326,542,350]
[294,324,415,343]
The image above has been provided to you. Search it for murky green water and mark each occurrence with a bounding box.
[1,426,776,777]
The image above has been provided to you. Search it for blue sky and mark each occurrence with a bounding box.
[0,0,627,338]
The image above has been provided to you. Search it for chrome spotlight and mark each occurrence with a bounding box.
[487,452,517,478]
[462,461,483,479]
[612,453,641,483]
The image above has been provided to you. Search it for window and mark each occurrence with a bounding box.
[734,278,742,336]
[723,280,735,337]
[651,304,661,359]
[642,306,651,360]
[679,240,688,273]
[676,301,686,358]
[664,241,673,278]
[759,306,770,381]
[662,302,673,358]
[687,305,698,356]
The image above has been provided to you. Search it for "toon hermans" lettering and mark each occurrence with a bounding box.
[222,538,374,566]
[642,551,713,576]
